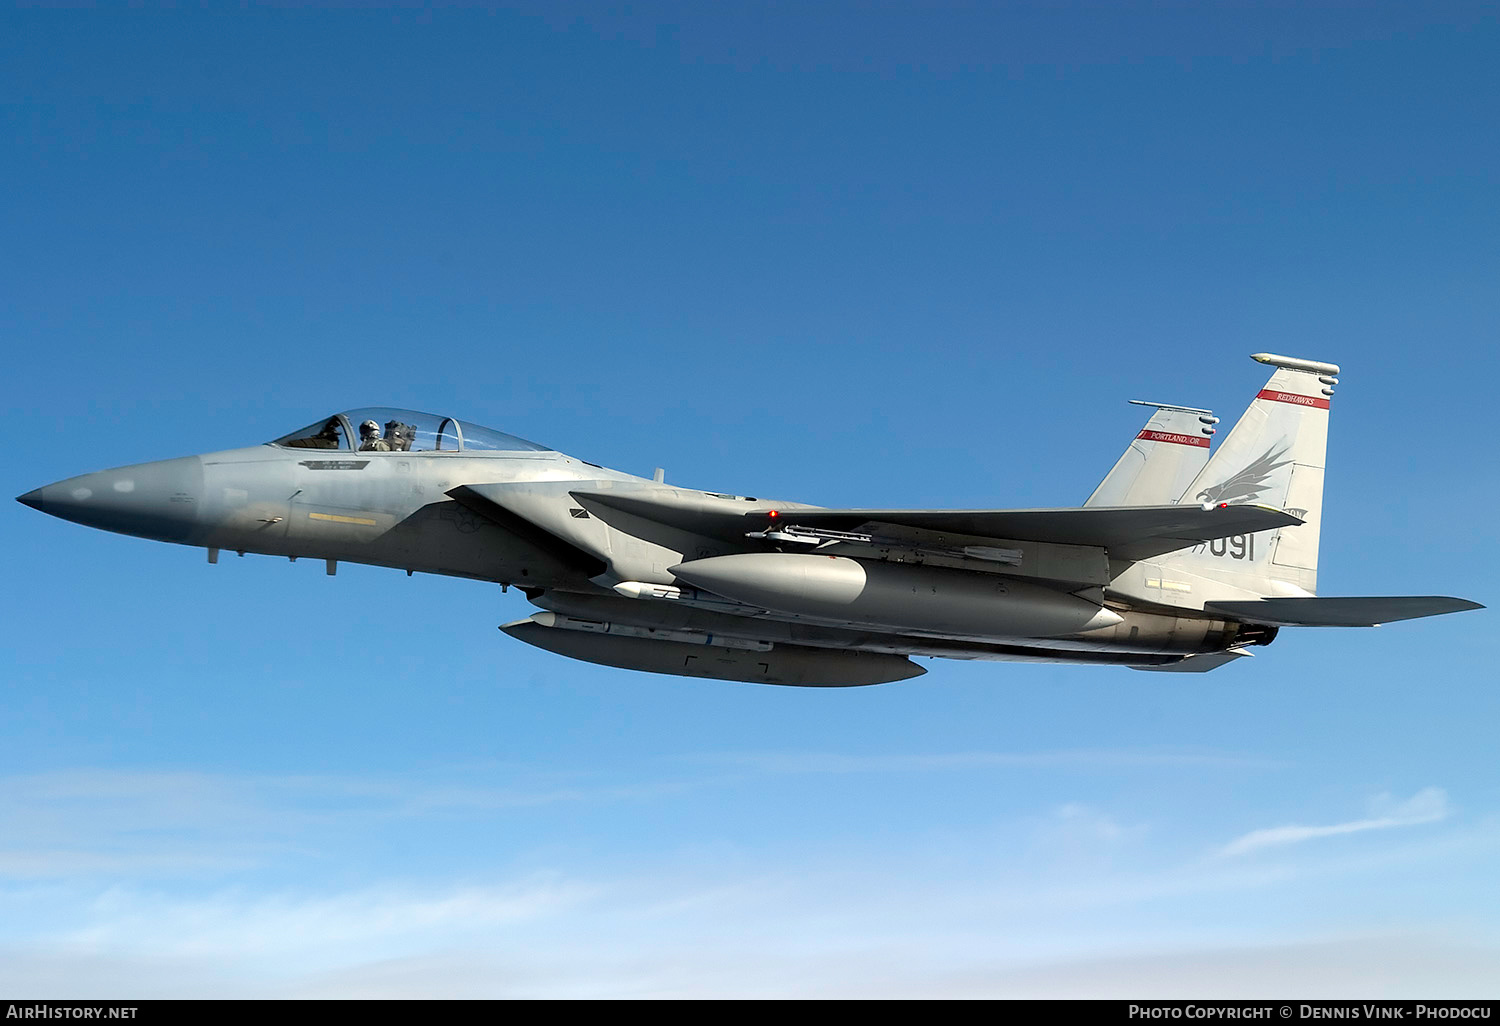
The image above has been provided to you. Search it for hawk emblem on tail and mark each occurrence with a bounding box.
[1196,445,1293,505]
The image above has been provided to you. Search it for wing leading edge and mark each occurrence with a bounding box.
[572,490,1300,560]
[737,504,1302,561]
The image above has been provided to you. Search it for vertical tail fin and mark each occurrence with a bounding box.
[1164,353,1339,597]
[1085,401,1218,507]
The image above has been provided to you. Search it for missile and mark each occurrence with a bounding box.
[669,553,1123,640]
[612,579,764,614]
[612,581,683,601]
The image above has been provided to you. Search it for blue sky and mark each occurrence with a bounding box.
[4,2,1497,997]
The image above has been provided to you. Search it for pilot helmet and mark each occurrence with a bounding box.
[360,420,380,438]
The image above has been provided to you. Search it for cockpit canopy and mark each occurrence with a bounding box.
[272,408,550,454]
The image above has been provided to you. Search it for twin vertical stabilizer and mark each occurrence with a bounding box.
[1085,401,1219,507]
[1157,353,1339,598]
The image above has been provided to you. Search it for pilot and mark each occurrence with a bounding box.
[358,420,392,452]
[285,417,343,449]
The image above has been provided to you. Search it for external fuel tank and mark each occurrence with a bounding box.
[670,553,1122,641]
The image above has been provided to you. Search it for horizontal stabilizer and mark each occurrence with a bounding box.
[1131,648,1254,673]
[1204,596,1484,628]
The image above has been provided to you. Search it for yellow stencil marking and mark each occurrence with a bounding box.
[1145,578,1193,592]
[308,512,378,526]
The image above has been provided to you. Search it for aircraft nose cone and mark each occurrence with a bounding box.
[19,456,206,543]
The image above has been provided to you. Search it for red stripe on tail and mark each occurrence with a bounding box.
[1256,389,1331,409]
[1136,430,1211,447]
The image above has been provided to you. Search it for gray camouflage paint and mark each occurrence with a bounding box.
[17,355,1482,684]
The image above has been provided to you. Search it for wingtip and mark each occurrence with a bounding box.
[1208,502,1305,526]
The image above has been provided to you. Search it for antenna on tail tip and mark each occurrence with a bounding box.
[1127,400,1215,414]
[1251,353,1341,376]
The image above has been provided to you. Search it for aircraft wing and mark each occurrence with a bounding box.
[1204,596,1485,627]
[576,490,1301,561]
[744,504,1298,556]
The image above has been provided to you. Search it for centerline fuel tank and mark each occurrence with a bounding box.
[670,553,1122,641]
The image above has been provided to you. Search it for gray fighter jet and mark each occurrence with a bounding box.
[18,354,1482,686]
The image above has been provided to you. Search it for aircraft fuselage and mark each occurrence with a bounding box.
[18,431,1266,673]
[24,367,1477,685]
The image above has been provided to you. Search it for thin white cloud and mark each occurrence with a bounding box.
[1049,802,1132,843]
[910,933,1500,1000]
[60,875,594,962]
[0,764,1490,997]
[0,767,702,884]
[0,767,689,820]
[1219,787,1449,857]
[0,849,257,878]
[0,757,1273,883]
[0,807,1494,997]
[692,749,1285,775]
[4,862,1498,998]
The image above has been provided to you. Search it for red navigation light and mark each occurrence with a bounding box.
[1219,503,1229,508]
[767,510,780,519]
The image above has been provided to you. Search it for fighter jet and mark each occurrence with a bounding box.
[17,354,1482,686]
